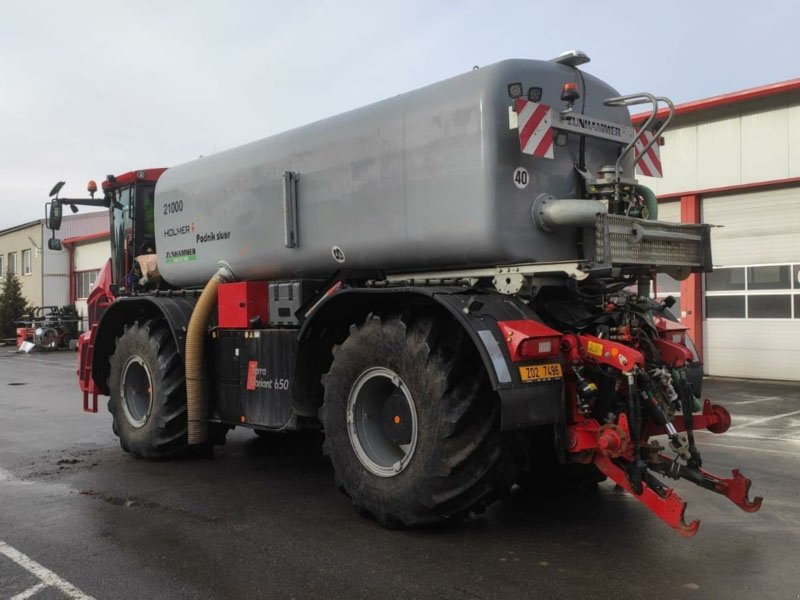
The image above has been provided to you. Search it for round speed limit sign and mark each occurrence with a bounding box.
[513,166,529,189]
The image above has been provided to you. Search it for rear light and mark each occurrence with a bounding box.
[669,332,685,345]
[497,319,563,363]
[518,336,560,360]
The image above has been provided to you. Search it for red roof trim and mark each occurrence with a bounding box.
[656,176,800,202]
[101,168,167,189]
[63,231,110,245]
[632,78,800,125]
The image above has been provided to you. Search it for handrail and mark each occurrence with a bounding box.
[603,93,659,183]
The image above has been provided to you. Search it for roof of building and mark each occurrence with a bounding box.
[0,219,42,237]
[0,210,109,241]
[632,77,800,126]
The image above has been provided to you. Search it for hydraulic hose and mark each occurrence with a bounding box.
[636,184,659,220]
[186,262,234,445]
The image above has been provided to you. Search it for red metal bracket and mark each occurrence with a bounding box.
[646,399,731,437]
[567,419,600,453]
[83,387,98,413]
[594,451,700,537]
[709,468,762,512]
[655,454,763,513]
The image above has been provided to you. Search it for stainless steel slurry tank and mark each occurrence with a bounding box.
[155,59,629,287]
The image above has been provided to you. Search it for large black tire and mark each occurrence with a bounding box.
[320,313,517,527]
[108,319,187,458]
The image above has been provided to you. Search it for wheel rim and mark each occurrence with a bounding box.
[121,356,153,428]
[347,367,418,478]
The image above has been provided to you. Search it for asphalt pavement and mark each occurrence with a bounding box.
[0,351,798,599]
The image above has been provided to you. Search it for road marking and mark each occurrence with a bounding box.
[724,431,800,444]
[3,356,76,372]
[11,581,48,600]
[728,409,800,431]
[725,396,784,405]
[0,541,95,600]
[701,442,800,457]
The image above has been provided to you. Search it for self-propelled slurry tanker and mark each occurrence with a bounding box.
[46,51,761,535]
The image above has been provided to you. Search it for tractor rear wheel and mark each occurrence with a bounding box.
[320,313,516,527]
[108,319,187,458]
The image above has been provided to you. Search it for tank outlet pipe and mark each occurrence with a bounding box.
[532,193,607,232]
[186,261,235,445]
[636,185,659,220]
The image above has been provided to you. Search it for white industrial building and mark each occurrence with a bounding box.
[0,211,110,331]
[636,78,800,381]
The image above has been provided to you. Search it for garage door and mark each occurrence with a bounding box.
[73,240,111,331]
[702,186,800,381]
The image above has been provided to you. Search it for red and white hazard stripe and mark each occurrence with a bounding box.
[634,130,663,178]
[514,99,554,159]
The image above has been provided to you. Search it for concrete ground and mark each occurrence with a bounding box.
[0,351,798,599]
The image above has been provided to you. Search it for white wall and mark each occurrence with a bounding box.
[703,187,800,266]
[639,93,800,196]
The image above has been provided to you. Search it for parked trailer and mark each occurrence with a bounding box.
[47,52,760,535]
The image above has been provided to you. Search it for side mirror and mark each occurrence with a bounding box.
[48,237,63,251]
[47,201,63,231]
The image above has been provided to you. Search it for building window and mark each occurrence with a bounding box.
[747,265,790,290]
[706,264,796,319]
[22,249,32,275]
[748,295,791,318]
[706,267,745,291]
[75,270,100,299]
[7,252,16,275]
[706,295,746,318]
[0,255,4,276]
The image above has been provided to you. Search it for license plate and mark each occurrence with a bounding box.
[519,363,563,383]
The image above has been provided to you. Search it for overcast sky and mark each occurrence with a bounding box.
[1,0,798,230]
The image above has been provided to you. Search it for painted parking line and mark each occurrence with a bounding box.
[0,541,95,600]
[0,356,76,372]
[700,442,800,457]
[727,409,800,431]
[725,396,784,405]
[724,431,800,444]
[11,581,48,600]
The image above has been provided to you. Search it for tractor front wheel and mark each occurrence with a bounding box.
[108,319,187,458]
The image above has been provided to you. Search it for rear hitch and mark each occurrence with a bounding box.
[593,450,700,537]
[651,456,763,513]
[569,411,763,536]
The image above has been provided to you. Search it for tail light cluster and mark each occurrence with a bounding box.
[653,315,688,346]
[497,320,562,362]
[666,331,685,345]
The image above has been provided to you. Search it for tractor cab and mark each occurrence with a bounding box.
[104,169,165,293]
[46,168,167,295]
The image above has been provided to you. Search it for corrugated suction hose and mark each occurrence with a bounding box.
[186,262,234,445]
[635,184,659,220]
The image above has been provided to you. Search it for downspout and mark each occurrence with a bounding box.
[186,262,235,445]
[63,241,76,304]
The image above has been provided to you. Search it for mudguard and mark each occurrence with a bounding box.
[299,286,565,430]
[90,294,197,395]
